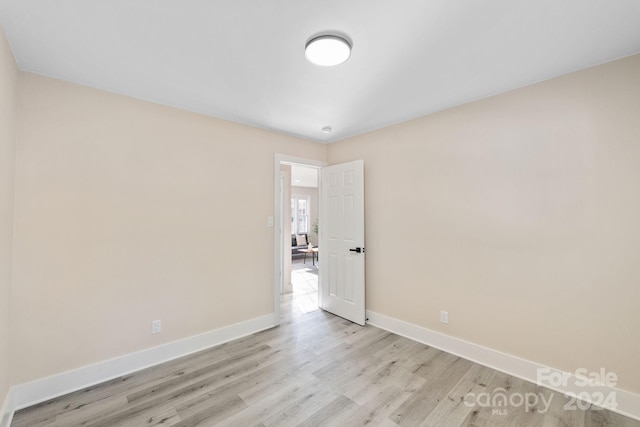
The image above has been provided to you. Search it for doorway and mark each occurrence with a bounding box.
[290,165,320,314]
[273,155,326,325]
[274,156,366,326]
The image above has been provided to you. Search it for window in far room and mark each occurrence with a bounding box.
[291,195,310,235]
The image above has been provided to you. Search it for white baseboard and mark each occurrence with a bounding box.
[0,388,14,427]
[1,313,275,425]
[366,310,640,422]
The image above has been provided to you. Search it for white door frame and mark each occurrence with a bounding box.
[273,154,327,326]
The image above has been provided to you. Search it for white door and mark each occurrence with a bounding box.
[319,160,365,325]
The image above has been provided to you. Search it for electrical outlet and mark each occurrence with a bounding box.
[151,320,161,334]
[440,311,449,325]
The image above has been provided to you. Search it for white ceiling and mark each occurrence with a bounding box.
[1,1,639,143]
[291,165,318,188]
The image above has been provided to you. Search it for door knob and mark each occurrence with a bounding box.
[349,247,364,253]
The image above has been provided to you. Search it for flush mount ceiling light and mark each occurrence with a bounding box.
[322,126,332,134]
[305,34,351,67]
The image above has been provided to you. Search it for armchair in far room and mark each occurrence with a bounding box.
[291,233,311,259]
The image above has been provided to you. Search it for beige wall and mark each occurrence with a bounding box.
[0,25,17,404]
[328,54,640,394]
[11,73,326,384]
[291,186,318,246]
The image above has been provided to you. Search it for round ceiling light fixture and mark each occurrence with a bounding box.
[322,126,332,134]
[305,34,352,67]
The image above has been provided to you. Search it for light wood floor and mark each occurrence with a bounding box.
[11,284,639,426]
[290,259,319,315]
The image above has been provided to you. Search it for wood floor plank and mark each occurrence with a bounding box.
[458,370,550,427]
[172,394,247,427]
[261,383,339,427]
[338,385,408,426]
[102,406,181,427]
[10,410,56,427]
[52,396,129,427]
[371,337,433,371]
[237,361,318,406]
[390,356,474,426]
[542,389,587,426]
[419,363,497,427]
[125,344,273,403]
[330,356,426,408]
[585,407,640,427]
[10,376,130,426]
[217,375,326,426]
[492,377,546,427]
[83,347,288,426]
[298,394,360,427]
